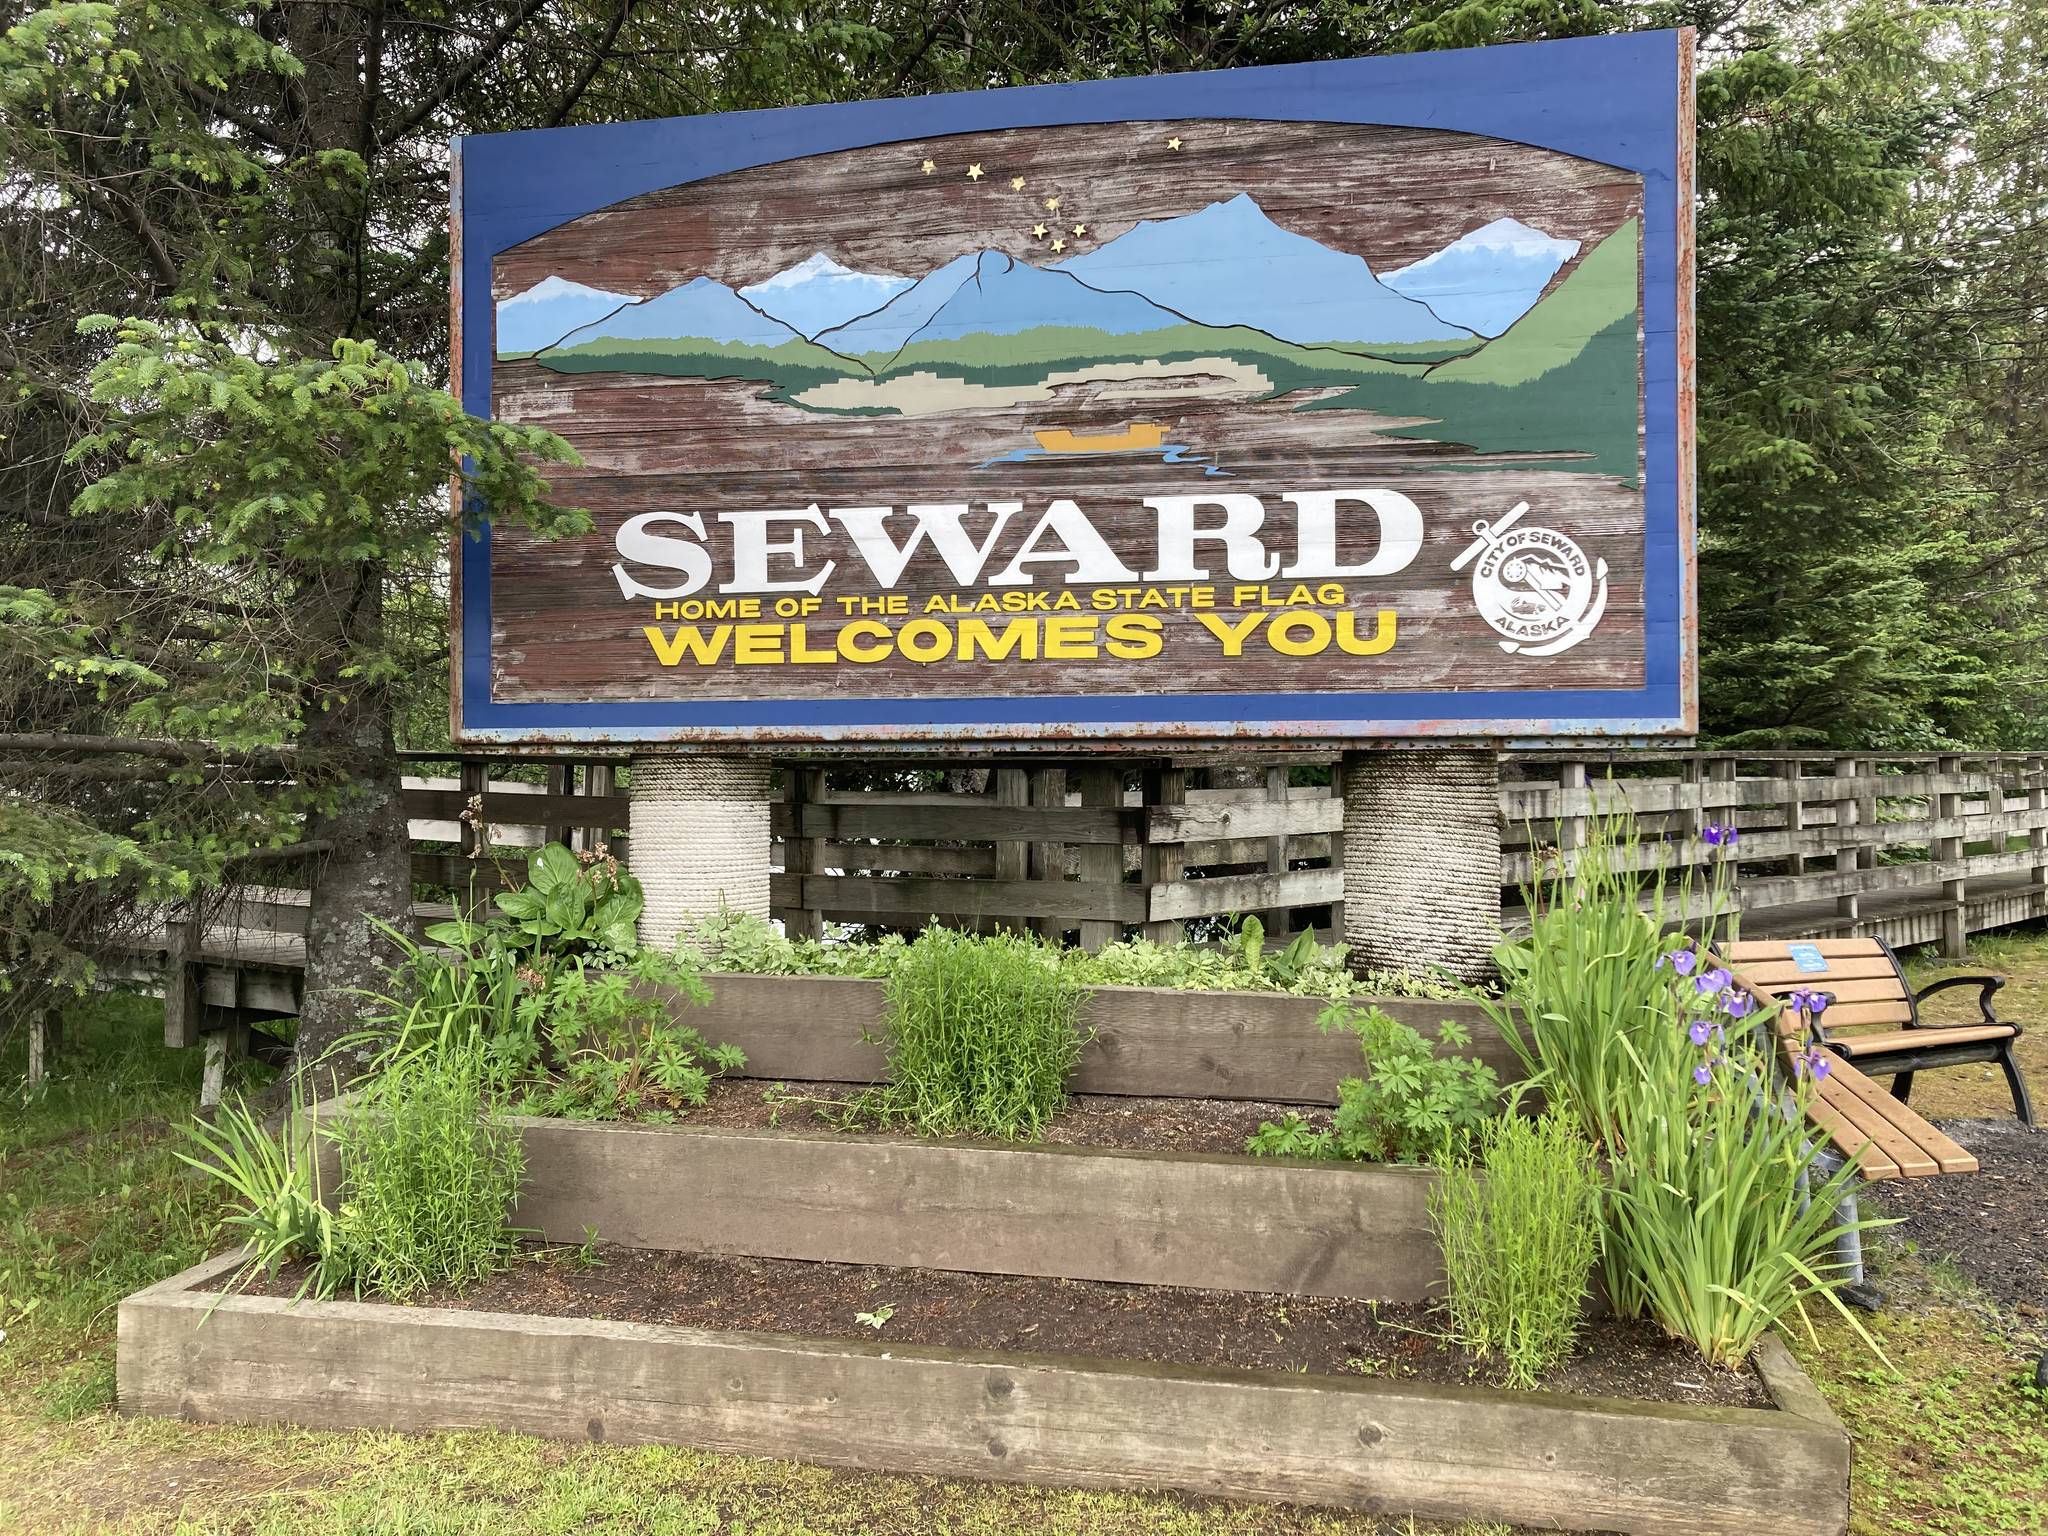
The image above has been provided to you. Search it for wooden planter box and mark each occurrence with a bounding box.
[687,974,1516,1104]
[488,1118,1443,1301]
[119,1251,1850,1536]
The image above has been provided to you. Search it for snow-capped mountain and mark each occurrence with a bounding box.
[1382,218,1582,338]
[738,253,914,339]
[899,251,1184,348]
[813,251,988,356]
[496,276,638,356]
[1057,194,1475,349]
[546,276,810,353]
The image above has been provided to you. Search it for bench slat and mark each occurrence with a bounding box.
[1734,956,1900,985]
[1802,1093,1903,1181]
[1723,938,1885,961]
[1824,1062,1978,1175]
[1746,977,1910,1005]
[1811,1000,1916,1029]
[1833,1025,2016,1056]
[1812,1073,1942,1177]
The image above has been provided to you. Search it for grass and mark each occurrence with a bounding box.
[5,937,2047,1535]
[1902,930,2048,1120]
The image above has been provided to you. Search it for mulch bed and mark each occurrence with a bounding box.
[234,1245,1767,1409]
[684,1076,1310,1155]
[1867,1118,2047,1317]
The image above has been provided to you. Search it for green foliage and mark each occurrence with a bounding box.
[1248,1004,1499,1166]
[1428,1111,1603,1389]
[690,908,1463,1001]
[865,927,1086,1141]
[1488,815,1894,1369]
[1476,815,1724,1151]
[365,845,740,1125]
[495,957,736,1123]
[492,844,641,960]
[1240,1111,1334,1161]
[323,1039,526,1302]
[172,1098,338,1301]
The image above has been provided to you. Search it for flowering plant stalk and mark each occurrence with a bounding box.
[1481,810,1893,1370]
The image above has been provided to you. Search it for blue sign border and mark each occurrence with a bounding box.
[453,29,1693,744]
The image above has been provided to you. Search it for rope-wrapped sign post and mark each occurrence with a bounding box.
[629,756,774,950]
[1342,749,1502,985]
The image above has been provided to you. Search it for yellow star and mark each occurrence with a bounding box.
[921,158,935,173]
[966,163,985,180]
[1166,136,1182,151]
[1010,176,1026,191]
[1032,223,1048,238]
[1044,195,1061,213]
[1050,236,1067,253]
[1072,223,1087,237]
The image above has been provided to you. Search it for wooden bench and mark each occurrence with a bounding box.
[1724,937,2032,1132]
[1720,942,1979,1180]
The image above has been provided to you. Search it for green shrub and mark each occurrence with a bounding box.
[867,927,1085,1140]
[326,1038,525,1301]
[1429,1110,1602,1388]
[1246,1003,1499,1165]
[496,954,739,1122]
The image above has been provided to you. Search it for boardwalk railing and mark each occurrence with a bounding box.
[143,749,2048,1038]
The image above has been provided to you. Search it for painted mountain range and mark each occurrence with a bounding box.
[493,196,1640,474]
[1382,218,1581,338]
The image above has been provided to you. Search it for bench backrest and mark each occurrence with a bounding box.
[1718,937,1914,1036]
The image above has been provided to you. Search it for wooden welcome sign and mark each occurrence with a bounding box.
[452,30,1694,746]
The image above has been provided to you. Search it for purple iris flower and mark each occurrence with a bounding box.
[1702,822,1740,847]
[1689,1020,1713,1045]
[1658,946,1698,976]
[1694,1063,1713,1086]
[1694,967,1732,995]
[1786,987,1830,1017]
[1722,990,1755,1020]
[1795,1046,1834,1081]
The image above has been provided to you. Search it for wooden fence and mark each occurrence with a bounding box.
[153,748,2048,1028]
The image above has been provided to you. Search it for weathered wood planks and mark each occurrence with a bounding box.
[120,1253,1850,1536]
[500,1119,1445,1300]
[684,973,1514,1102]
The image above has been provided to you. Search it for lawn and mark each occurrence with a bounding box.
[3,936,2045,1536]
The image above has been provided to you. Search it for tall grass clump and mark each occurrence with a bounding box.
[325,1035,525,1300]
[1479,811,1890,1370]
[871,926,1085,1140]
[1429,1109,1602,1388]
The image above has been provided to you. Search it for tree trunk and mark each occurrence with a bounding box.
[294,565,414,1078]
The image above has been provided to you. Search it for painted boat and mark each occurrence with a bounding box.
[1033,422,1168,454]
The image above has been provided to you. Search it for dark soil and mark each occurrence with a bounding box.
[686,1076,1312,1155]
[1867,1118,2048,1316]
[236,1245,1767,1409]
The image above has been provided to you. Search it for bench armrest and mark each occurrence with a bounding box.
[1912,973,2006,1024]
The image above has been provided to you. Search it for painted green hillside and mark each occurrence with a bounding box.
[1300,218,1643,478]
[534,334,862,393]
[1427,218,1640,387]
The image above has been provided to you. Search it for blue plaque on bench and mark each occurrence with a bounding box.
[1787,943,1829,973]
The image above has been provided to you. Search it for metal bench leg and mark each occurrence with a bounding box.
[1998,1044,2035,1127]
[1890,1070,1915,1107]
[1810,1148,1882,1310]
